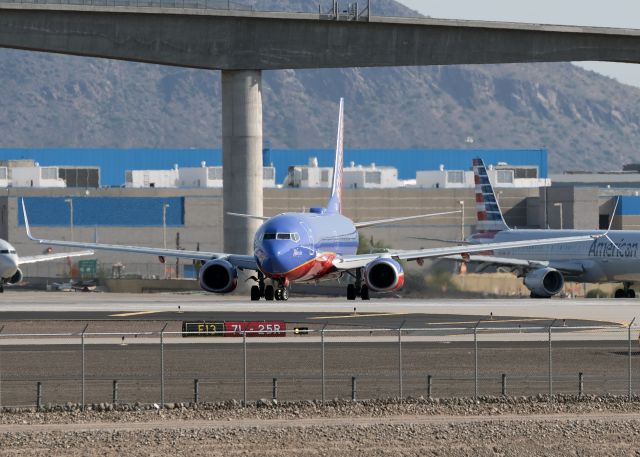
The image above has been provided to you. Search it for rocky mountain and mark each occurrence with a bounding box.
[0,0,639,172]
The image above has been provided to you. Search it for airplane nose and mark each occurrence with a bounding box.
[259,242,291,274]
[0,255,18,278]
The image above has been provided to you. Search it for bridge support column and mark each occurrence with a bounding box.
[222,70,263,254]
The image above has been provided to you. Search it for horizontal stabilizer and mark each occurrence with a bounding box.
[226,212,270,221]
[354,211,461,229]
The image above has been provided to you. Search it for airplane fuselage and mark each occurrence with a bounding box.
[470,229,640,283]
[0,239,19,280]
[254,211,358,282]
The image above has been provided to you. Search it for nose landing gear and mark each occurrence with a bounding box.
[251,273,289,301]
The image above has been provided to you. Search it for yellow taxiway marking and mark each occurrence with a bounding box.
[109,311,164,317]
[426,317,552,326]
[309,312,409,320]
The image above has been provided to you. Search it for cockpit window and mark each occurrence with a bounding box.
[9,250,15,254]
[264,232,300,242]
[0,250,12,254]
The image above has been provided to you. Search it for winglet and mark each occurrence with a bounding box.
[21,198,37,242]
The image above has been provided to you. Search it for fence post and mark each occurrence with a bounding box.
[351,376,357,401]
[427,375,432,399]
[160,323,167,406]
[629,318,635,400]
[272,378,278,401]
[81,324,88,411]
[501,374,507,397]
[578,372,584,397]
[0,325,4,410]
[243,330,247,406]
[321,324,327,405]
[473,321,481,399]
[194,379,199,404]
[36,382,42,410]
[548,320,556,398]
[398,320,405,400]
[112,380,118,404]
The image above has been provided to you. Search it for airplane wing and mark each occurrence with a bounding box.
[440,254,587,276]
[353,211,460,229]
[19,250,95,265]
[332,235,596,270]
[22,200,259,270]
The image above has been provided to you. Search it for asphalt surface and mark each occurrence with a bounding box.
[0,290,636,408]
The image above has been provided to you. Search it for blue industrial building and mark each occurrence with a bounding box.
[0,148,548,186]
[616,196,640,216]
[19,197,185,227]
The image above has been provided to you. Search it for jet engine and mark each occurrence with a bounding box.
[364,258,405,292]
[198,259,238,294]
[523,267,564,298]
[6,268,22,285]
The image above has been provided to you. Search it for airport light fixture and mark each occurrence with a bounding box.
[459,200,465,241]
[64,198,74,241]
[554,202,563,230]
[162,203,170,249]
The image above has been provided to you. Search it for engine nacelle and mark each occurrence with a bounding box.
[198,259,238,294]
[7,268,22,285]
[523,267,564,298]
[364,258,405,292]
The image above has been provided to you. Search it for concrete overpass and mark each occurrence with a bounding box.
[2,2,640,254]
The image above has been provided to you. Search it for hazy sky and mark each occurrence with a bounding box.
[399,0,640,87]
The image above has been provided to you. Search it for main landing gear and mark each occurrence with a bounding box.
[250,273,289,301]
[347,269,370,301]
[615,282,636,299]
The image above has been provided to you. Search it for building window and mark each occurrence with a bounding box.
[513,168,538,179]
[321,170,329,182]
[125,171,132,183]
[365,171,381,184]
[496,170,514,184]
[40,168,57,180]
[302,169,309,181]
[208,168,222,180]
[0,168,7,180]
[446,171,464,184]
[263,168,274,180]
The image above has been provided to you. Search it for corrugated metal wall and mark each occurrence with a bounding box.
[0,148,547,186]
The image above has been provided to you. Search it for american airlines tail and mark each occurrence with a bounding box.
[326,98,344,215]
[472,158,510,234]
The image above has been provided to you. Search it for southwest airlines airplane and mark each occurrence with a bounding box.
[447,158,640,299]
[22,100,594,301]
[0,239,92,292]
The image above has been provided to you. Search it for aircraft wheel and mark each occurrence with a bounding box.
[629,289,637,299]
[264,285,275,301]
[274,289,282,301]
[250,285,261,301]
[0,284,4,293]
[347,284,356,300]
[281,288,289,301]
[360,285,370,301]
[615,289,626,299]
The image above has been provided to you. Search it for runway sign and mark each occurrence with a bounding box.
[182,321,286,337]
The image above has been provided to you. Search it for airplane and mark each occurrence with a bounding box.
[0,239,93,292]
[441,157,640,299]
[21,100,597,301]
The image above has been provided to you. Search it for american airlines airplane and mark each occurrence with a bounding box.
[447,158,640,299]
[21,100,595,301]
[0,238,92,292]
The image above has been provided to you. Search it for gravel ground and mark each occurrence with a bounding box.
[0,396,640,456]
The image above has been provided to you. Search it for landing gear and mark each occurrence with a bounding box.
[274,287,289,301]
[250,285,261,301]
[346,269,370,300]
[0,283,4,293]
[615,282,636,298]
[264,285,275,301]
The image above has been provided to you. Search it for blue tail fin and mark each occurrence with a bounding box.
[327,98,344,214]
[472,158,510,233]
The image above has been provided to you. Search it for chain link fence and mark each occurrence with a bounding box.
[0,323,637,408]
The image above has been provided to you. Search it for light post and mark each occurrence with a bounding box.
[64,198,74,241]
[554,202,563,230]
[459,200,465,241]
[162,203,170,249]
